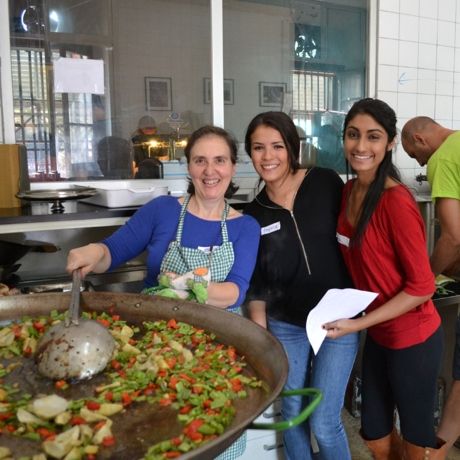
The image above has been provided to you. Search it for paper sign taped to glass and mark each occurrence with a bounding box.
[306,288,378,355]
[53,58,104,94]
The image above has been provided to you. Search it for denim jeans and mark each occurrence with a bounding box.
[268,318,359,460]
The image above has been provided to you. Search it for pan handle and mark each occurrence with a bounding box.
[249,388,322,431]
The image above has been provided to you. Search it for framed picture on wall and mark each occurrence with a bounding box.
[203,78,234,105]
[145,77,172,111]
[259,81,287,107]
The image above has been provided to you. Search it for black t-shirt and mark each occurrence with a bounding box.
[244,167,353,326]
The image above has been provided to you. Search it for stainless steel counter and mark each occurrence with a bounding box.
[16,265,147,294]
[433,280,460,309]
[433,294,460,309]
[0,177,253,235]
[434,292,460,394]
[0,202,138,234]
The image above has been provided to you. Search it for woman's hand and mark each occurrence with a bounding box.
[66,243,111,278]
[206,281,239,308]
[323,290,434,339]
[323,318,358,339]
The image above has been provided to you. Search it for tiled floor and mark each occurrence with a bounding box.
[343,409,460,460]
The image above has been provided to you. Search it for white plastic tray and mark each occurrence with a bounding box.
[82,182,168,208]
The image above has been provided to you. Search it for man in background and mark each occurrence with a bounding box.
[131,115,158,167]
[402,116,460,452]
[131,115,164,178]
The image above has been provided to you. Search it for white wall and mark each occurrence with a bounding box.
[376,0,460,192]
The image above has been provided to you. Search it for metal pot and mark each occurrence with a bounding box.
[0,292,292,459]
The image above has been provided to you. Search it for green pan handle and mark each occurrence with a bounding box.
[249,388,322,432]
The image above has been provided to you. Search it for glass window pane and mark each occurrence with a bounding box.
[9,0,211,181]
[223,0,368,173]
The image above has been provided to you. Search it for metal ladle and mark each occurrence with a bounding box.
[36,271,116,381]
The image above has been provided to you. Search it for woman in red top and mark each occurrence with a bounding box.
[324,98,445,459]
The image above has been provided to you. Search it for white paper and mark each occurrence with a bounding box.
[306,288,378,355]
[53,58,104,94]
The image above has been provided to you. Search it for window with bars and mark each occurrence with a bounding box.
[11,47,94,180]
[291,70,336,138]
[11,48,51,176]
[291,70,347,173]
[292,70,335,112]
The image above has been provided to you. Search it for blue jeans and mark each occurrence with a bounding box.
[268,318,359,460]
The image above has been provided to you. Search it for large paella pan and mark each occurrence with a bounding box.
[0,292,321,459]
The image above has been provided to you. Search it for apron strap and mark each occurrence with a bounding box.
[220,201,230,244]
[175,194,191,242]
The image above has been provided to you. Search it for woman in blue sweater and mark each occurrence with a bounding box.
[66,125,260,312]
[67,126,260,460]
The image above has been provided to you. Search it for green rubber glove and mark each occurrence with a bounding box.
[142,286,189,299]
[157,273,173,288]
[188,281,208,304]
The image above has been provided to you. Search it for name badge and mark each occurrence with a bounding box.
[197,246,212,253]
[261,221,281,235]
[336,232,350,247]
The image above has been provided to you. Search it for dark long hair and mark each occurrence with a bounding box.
[244,111,301,173]
[184,125,239,199]
[344,98,401,247]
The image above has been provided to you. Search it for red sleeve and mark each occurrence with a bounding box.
[381,187,435,296]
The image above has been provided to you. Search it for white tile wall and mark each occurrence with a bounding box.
[418,69,436,93]
[400,0,419,16]
[418,43,437,69]
[399,14,420,41]
[437,21,455,46]
[435,95,453,119]
[454,71,460,92]
[455,49,460,72]
[397,93,418,118]
[419,18,437,44]
[419,0,438,19]
[377,91,398,109]
[398,41,418,68]
[380,0,399,13]
[397,67,418,92]
[438,0,456,22]
[416,93,435,115]
[379,11,400,39]
[435,71,454,95]
[378,64,399,91]
[379,38,399,65]
[436,46,455,72]
[376,0,460,176]
[453,96,460,120]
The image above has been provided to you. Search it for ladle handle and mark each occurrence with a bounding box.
[68,270,82,326]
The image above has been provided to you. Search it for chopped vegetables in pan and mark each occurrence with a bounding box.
[0,310,264,459]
